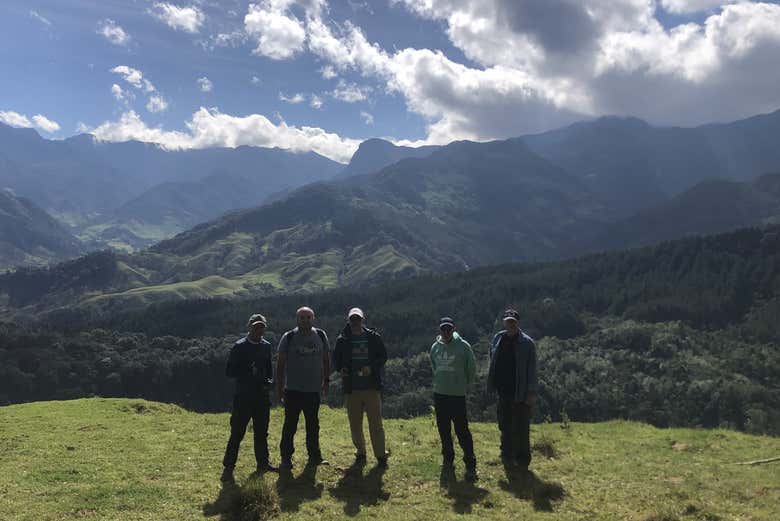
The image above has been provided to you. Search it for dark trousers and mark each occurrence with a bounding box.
[497,396,531,467]
[434,393,476,468]
[223,393,271,468]
[280,390,321,461]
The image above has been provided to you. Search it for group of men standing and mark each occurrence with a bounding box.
[220,306,538,485]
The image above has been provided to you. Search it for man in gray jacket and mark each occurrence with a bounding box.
[487,309,538,471]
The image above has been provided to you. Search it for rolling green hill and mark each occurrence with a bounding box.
[1,398,778,521]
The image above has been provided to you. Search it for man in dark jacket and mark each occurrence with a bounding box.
[332,307,390,467]
[487,309,538,471]
[221,313,276,482]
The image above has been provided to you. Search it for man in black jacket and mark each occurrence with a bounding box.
[332,307,390,467]
[487,309,538,471]
[221,313,276,482]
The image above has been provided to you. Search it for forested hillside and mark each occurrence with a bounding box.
[2,226,778,434]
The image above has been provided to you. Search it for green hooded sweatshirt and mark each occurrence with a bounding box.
[430,332,477,396]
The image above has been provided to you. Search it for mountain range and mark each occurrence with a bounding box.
[0,125,344,253]
[521,110,780,217]
[2,108,780,311]
[0,187,82,271]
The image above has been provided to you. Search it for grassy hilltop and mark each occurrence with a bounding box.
[1,399,778,521]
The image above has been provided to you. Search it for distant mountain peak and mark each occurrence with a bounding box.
[341,138,441,178]
[0,122,44,141]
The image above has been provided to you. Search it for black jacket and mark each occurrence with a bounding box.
[333,325,388,393]
[487,330,538,402]
[226,337,273,397]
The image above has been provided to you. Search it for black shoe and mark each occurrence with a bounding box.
[220,466,235,483]
[307,456,329,466]
[256,461,278,473]
[377,450,391,468]
[465,466,479,482]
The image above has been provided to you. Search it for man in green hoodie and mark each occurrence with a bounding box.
[430,317,478,482]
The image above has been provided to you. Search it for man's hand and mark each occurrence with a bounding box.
[526,391,538,407]
[360,366,371,376]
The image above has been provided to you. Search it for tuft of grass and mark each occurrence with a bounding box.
[236,475,281,521]
[532,436,559,459]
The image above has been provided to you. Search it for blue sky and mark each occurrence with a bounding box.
[2,1,780,162]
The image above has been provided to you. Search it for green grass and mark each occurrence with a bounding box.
[1,399,778,521]
[83,276,248,307]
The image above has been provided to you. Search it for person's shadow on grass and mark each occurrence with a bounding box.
[329,460,390,516]
[499,464,565,511]
[438,465,489,514]
[275,463,325,512]
[202,481,240,520]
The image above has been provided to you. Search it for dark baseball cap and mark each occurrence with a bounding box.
[502,309,520,322]
[439,317,455,328]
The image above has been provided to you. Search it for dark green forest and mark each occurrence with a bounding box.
[2,226,779,434]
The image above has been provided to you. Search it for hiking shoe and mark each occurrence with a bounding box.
[465,467,479,482]
[220,466,235,483]
[377,450,391,467]
[256,461,278,473]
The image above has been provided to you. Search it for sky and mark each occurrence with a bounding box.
[1,0,780,163]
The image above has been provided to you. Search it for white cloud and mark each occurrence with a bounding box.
[244,2,307,59]
[212,30,247,47]
[330,80,371,102]
[660,1,737,14]
[360,110,374,125]
[279,92,306,104]
[85,108,360,162]
[197,77,213,92]
[111,66,170,113]
[0,110,60,133]
[111,65,156,93]
[31,115,61,133]
[296,0,780,144]
[251,75,262,85]
[111,83,129,103]
[149,3,205,33]
[320,65,337,79]
[97,19,131,46]
[146,95,169,113]
[29,10,52,27]
[0,111,33,128]
[310,94,323,109]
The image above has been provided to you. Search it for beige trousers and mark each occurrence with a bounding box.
[345,389,386,459]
